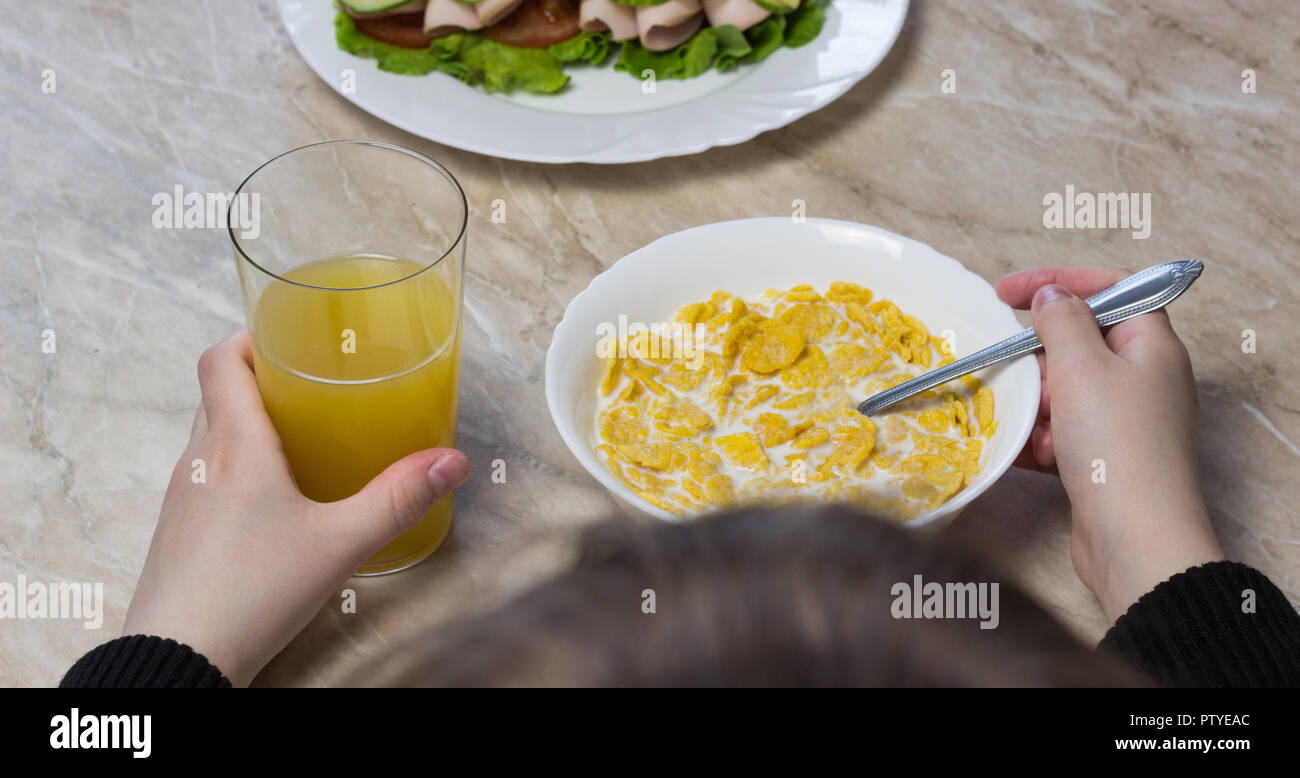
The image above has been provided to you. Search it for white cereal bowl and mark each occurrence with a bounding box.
[544,218,1040,529]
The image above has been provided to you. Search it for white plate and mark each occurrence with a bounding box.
[278,0,909,164]
[545,218,1041,528]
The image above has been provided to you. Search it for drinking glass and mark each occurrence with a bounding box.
[229,140,467,575]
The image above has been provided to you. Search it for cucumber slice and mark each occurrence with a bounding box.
[338,0,422,14]
[754,0,800,13]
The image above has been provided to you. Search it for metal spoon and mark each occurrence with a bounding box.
[856,259,1205,416]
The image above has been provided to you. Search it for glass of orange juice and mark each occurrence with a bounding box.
[229,140,467,575]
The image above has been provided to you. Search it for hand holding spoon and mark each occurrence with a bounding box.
[856,259,1205,417]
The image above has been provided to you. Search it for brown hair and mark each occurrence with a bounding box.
[350,503,1146,687]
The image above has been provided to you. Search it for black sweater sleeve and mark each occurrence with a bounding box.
[59,635,232,688]
[1099,560,1300,687]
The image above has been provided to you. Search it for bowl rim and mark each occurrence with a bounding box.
[544,217,1039,528]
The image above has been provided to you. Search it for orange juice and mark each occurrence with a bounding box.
[250,253,462,574]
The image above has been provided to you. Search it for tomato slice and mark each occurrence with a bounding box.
[354,12,456,49]
[481,0,582,49]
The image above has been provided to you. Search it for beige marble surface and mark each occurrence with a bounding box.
[2,0,1297,686]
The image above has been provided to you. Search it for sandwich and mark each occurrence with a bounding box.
[335,0,830,94]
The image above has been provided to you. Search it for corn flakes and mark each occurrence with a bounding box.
[593,283,995,521]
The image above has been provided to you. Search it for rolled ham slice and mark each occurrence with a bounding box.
[702,0,770,31]
[423,0,524,33]
[424,0,483,31]
[579,0,640,41]
[476,0,524,26]
[343,0,428,18]
[637,0,704,51]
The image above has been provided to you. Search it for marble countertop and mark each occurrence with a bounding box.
[2,0,1296,686]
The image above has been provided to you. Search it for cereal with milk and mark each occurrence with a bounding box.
[595,282,996,520]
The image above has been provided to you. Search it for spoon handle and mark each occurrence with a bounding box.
[856,259,1204,416]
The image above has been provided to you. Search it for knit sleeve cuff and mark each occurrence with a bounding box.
[59,635,233,688]
[1099,560,1300,687]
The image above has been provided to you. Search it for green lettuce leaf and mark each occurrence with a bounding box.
[738,14,788,65]
[615,4,815,81]
[335,12,572,94]
[449,34,571,93]
[681,32,720,78]
[549,31,612,65]
[615,26,745,80]
[785,0,829,48]
[710,15,788,71]
[614,38,689,81]
[708,25,753,71]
